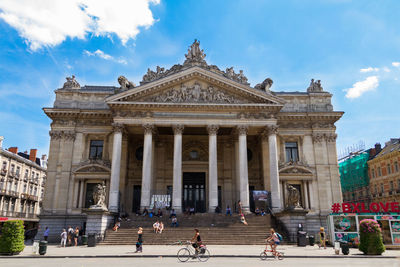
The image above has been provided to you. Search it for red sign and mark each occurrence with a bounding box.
[0,217,8,221]
[331,202,400,213]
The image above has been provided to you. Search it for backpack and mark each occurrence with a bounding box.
[276,233,283,241]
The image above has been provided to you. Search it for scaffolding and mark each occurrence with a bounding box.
[338,149,370,193]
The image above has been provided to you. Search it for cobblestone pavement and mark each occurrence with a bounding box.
[0,257,399,267]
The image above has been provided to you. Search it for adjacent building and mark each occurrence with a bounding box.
[368,138,400,203]
[40,40,343,241]
[0,136,47,229]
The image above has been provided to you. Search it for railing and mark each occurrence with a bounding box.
[0,169,7,176]
[8,171,15,178]
[0,189,19,197]
[0,211,38,219]
[21,193,38,201]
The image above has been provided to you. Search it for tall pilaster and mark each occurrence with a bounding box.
[172,124,184,212]
[207,125,219,212]
[108,123,124,212]
[267,125,282,211]
[140,124,155,210]
[237,125,250,213]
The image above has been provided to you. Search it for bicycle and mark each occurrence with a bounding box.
[260,248,284,260]
[176,240,210,262]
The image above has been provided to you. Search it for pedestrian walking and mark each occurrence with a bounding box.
[74,227,79,246]
[60,229,67,247]
[135,227,143,253]
[67,226,73,246]
[43,227,50,241]
[318,227,327,249]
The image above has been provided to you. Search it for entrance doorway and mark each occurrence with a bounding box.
[132,185,141,213]
[182,172,206,213]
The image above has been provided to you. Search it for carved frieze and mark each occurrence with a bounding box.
[311,133,337,143]
[49,130,76,141]
[144,83,245,104]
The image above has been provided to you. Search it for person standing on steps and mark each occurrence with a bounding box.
[135,227,143,253]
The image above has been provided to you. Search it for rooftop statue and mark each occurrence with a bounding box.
[307,78,323,92]
[62,75,80,89]
[118,75,135,90]
[255,78,273,92]
[184,39,206,65]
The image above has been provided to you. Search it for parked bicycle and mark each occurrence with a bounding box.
[176,240,210,262]
[260,248,284,260]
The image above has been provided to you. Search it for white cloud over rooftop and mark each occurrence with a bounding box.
[0,0,160,51]
[345,76,379,99]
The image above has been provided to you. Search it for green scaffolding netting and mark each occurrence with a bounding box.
[339,150,370,193]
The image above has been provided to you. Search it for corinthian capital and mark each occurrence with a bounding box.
[112,123,125,133]
[207,125,219,135]
[143,123,156,135]
[62,131,76,141]
[236,125,249,136]
[267,125,278,135]
[173,124,184,135]
[49,130,62,140]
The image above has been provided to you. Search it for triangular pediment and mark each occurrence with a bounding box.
[106,67,285,107]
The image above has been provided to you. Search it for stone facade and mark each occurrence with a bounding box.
[368,138,400,203]
[0,136,47,228]
[40,41,343,241]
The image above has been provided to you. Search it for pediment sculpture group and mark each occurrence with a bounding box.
[147,83,244,104]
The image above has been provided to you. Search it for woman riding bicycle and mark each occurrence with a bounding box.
[191,228,202,255]
[266,228,280,256]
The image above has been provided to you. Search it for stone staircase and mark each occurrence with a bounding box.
[100,213,272,245]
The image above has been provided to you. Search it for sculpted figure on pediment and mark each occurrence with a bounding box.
[118,75,135,90]
[255,78,273,92]
[146,83,244,104]
[63,75,80,89]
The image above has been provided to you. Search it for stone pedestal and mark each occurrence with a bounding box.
[85,210,114,241]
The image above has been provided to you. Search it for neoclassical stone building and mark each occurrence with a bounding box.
[40,41,343,240]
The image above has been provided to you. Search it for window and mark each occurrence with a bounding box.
[2,161,6,170]
[13,182,17,191]
[23,183,27,193]
[16,166,20,175]
[285,142,299,162]
[24,170,29,179]
[381,183,384,193]
[10,164,15,172]
[377,167,381,176]
[89,140,103,159]
[31,171,35,180]
[387,164,391,174]
[371,169,375,178]
[36,173,39,182]
[390,181,394,191]
[395,162,399,172]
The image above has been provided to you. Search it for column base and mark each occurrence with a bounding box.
[172,206,182,213]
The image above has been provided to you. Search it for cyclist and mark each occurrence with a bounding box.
[265,228,280,257]
[191,228,202,256]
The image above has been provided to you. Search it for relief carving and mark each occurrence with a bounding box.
[146,83,245,104]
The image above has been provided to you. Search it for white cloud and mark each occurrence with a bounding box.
[345,76,379,99]
[392,62,400,67]
[84,49,127,64]
[0,0,160,51]
[383,67,390,72]
[360,67,379,73]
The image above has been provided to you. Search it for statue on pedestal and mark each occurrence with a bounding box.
[89,182,107,211]
[286,184,302,210]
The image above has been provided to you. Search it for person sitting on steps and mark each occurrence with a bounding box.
[153,221,160,233]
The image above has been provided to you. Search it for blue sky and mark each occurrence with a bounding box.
[0,0,399,157]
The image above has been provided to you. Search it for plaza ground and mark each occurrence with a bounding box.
[0,256,399,267]
[0,244,398,267]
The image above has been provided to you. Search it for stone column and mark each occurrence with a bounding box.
[172,125,184,213]
[207,125,219,212]
[303,181,309,209]
[108,123,124,213]
[268,125,282,211]
[140,124,155,210]
[237,125,250,213]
